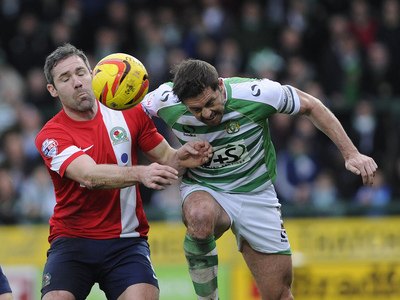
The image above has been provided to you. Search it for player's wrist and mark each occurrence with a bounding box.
[130,165,145,184]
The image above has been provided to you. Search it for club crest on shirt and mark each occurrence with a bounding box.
[226,121,240,134]
[41,138,58,158]
[110,126,129,145]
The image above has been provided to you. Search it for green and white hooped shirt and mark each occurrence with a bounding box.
[142,77,300,194]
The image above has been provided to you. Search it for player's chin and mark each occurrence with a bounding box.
[78,97,96,110]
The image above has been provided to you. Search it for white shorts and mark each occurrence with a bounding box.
[180,183,291,254]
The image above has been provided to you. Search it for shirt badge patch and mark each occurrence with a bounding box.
[226,121,240,134]
[41,139,58,158]
[42,272,51,288]
[110,126,129,145]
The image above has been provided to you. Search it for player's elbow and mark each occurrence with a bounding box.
[76,173,107,189]
[80,178,101,189]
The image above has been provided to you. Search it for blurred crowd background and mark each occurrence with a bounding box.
[0,0,399,224]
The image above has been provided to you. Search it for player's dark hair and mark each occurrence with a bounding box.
[171,59,219,102]
[44,43,91,86]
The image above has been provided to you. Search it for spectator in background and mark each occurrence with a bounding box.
[25,67,59,122]
[393,157,400,198]
[6,12,48,75]
[351,100,377,156]
[354,170,391,215]
[362,42,397,98]
[0,266,12,300]
[130,9,156,58]
[0,128,28,191]
[319,14,363,109]
[246,47,285,80]
[275,134,320,204]
[103,0,132,52]
[349,100,387,165]
[348,0,377,50]
[232,1,278,62]
[377,0,400,94]
[157,7,182,49]
[270,114,293,153]
[277,26,305,61]
[201,0,231,41]
[93,27,121,63]
[196,36,218,65]
[144,25,170,88]
[48,20,75,50]
[17,104,43,163]
[310,170,340,215]
[215,37,243,77]
[0,167,19,224]
[286,0,310,34]
[281,55,314,90]
[0,63,24,135]
[16,165,55,224]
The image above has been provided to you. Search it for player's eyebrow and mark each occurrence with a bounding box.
[57,70,70,79]
[58,66,86,79]
[188,96,216,110]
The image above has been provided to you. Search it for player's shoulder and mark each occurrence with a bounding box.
[142,82,183,116]
[224,77,282,103]
[36,111,66,137]
[224,77,280,92]
[35,112,71,150]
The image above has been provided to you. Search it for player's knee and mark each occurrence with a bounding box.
[0,293,13,300]
[278,274,293,300]
[279,288,294,300]
[184,209,216,238]
[42,290,75,300]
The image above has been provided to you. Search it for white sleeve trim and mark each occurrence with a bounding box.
[50,145,81,174]
[279,85,300,115]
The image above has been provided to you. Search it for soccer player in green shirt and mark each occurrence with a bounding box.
[142,59,377,300]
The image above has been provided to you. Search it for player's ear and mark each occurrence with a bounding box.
[47,83,58,98]
[218,78,224,92]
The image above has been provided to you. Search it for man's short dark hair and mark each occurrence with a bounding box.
[171,59,219,102]
[44,43,90,86]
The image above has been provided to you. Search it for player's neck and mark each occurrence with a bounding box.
[63,101,98,121]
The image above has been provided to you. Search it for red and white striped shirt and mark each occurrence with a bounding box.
[35,102,163,243]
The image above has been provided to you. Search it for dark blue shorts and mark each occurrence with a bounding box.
[41,237,158,300]
[0,267,12,295]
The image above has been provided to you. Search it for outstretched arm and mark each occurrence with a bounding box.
[145,139,213,175]
[65,154,179,190]
[296,88,378,185]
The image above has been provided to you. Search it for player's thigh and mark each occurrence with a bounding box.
[100,239,159,300]
[41,238,95,300]
[182,190,230,238]
[117,283,159,300]
[242,241,293,300]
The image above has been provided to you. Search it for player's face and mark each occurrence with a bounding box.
[47,55,96,113]
[184,80,226,126]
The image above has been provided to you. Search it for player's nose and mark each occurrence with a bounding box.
[202,108,213,119]
[73,76,83,88]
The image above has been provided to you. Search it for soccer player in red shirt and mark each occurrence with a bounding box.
[35,43,212,300]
